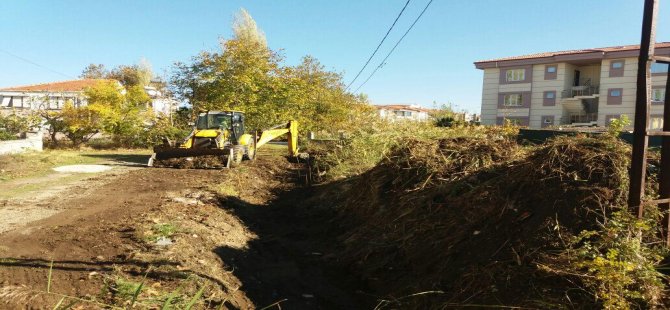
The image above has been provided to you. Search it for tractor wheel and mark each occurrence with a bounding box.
[244,138,256,160]
[230,145,244,167]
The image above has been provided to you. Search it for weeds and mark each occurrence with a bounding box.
[143,222,179,242]
[307,120,515,182]
[113,277,144,301]
[216,183,239,197]
[557,207,667,309]
[314,123,667,308]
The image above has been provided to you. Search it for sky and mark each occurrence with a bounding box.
[1,0,669,114]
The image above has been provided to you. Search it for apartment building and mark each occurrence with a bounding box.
[474,43,670,129]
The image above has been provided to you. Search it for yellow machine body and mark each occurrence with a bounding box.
[148,110,298,168]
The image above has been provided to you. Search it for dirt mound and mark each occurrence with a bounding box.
[333,135,631,308]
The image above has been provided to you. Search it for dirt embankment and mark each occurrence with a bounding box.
[0,154,370,309]
[317,135,634,308]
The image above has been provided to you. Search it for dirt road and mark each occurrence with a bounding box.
[0,154,369,309]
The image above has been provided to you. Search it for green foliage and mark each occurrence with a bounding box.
[566,208,666,309]
[0,112,40,140]
[435,116,465,128]
[607,114,631,137]
[85,80,154,147]
[146,223,178,241]
[308,120,509,180]
[113,278,144,301]
[171,9,370,134]
[173,106,193,129]
[82,59,153,87]
[58,102,100,146]
[141,116,191,147]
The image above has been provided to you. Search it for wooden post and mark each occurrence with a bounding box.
[628,0,658,217]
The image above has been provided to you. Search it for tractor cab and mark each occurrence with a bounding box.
[192,111,245,145]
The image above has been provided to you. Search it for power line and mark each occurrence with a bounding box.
[345,0,411,91]
[0,48,74,79]
[354,0,433,93]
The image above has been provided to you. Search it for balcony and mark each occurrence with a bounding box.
[561,113,598,126]
[561,85,600,98]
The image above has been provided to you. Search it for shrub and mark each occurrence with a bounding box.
[0,112,40,140]
[140,116,191,148]
[550,206,667,309]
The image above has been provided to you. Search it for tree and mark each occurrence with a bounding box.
[431,103,464,127]
[58,102,100,146]
[107,62,153,87]
[81,59,154,87]
[232,8,267,47]
[0,112,41,140]
[80,64,108,79]
[171,8,370,134]
[85,80,153,146]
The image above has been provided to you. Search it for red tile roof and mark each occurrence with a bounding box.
[475,42,670,64]
[0,79,115,92]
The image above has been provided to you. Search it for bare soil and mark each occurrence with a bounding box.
[0,153,370,309]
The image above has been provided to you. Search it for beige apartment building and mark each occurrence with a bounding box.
[474,43,669,129]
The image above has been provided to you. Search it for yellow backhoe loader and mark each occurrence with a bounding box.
[148,111,298,168]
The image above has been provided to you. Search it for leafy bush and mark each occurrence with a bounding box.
[559,207,667,309]
[140,116,191,148]
[608,114,631,137]
[0,112,41,141]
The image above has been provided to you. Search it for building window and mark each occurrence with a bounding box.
[609,60,625,77]
[503,94,523,106]
[608,88,623,105]
[394,110,412,117]
[653,88,666,102]
[541,115,554,128]
[506,69,525,82]
[543,91,556,106]
[544,65,557,80]
[652,62,669,74]
[651,116,664,130]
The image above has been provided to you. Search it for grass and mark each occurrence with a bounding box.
[215,182,239,197]
[145,223,179,242]
[0,148,152,182]
[113,277,143,300]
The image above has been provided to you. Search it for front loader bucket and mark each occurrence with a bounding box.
[148,148,233,169]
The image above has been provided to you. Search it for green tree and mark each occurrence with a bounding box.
[85,80,153,146]
[0,112,41,140]
[58,102,100,146]
[171,8,370,134]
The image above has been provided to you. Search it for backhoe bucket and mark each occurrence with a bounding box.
[148,147,233,169]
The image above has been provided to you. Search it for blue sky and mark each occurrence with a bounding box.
[1,1,669,113]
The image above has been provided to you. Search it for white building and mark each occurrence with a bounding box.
[0,79,177,116]
[474,43,669,129]
[376,104,432,121]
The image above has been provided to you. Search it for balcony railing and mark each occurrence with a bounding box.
[561,85,600,98]
[561,113,598,125]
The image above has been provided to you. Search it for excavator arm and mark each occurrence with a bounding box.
[256,120,299,157]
